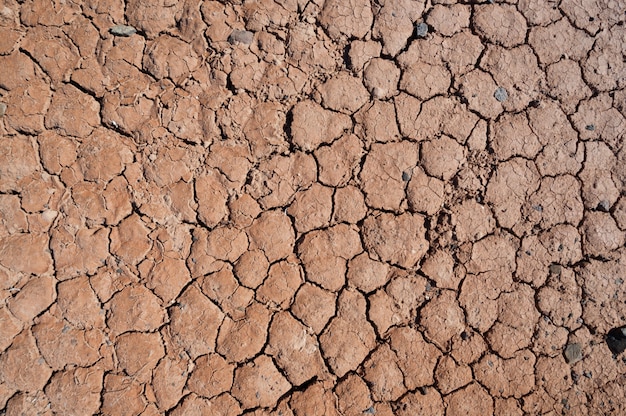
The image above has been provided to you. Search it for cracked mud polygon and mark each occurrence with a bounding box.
[1,0,626,414]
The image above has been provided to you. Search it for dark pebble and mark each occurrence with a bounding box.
[585,124,596,131]
[597,200,610,212]
[110,25,137,37]
[606,326,626,355]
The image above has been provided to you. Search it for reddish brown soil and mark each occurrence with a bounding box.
[1,0,626,414]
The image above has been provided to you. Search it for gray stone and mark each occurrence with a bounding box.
[0,102,6,117]
[494,87,508,102]
[564,343,582,364]
[110,25,137,37]
[549,264,562,275]
[415,23,429,38]
[597,200,610,212]
[228,30,254,45]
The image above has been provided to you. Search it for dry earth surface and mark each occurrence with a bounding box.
[1,0,626,414]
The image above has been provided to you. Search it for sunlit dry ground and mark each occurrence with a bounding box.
[1,0,626,414]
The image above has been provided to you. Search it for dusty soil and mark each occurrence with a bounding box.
[1,0,626,414]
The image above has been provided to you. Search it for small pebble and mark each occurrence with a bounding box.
[0,102,6,117]
[228,30,254,45]
[415,23,429,38]
[402,171,411,181]
[606,326,626,355]
[564,343,582,364]
[494,87,508,102]
[371,87,385,99]
[549,264,562,275]
[585,124,596,131]
[110,25,137,37]
[597,200,610,212]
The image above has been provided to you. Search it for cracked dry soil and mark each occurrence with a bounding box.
[1,0,626,415]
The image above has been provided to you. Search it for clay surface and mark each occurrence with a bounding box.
[0,0,625,414]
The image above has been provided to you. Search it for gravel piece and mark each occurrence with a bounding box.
[494,86,508,102]
[109,25,137,37]
[0,102,6,117]
[606,326,626,355]
[597,200,610,212]
[416,22,429,37]
[564,343,582,364]
[228,30,254,45]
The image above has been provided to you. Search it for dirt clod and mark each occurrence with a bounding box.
[231,355,291,410]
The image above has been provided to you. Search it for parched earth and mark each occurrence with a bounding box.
[1,0,626,414]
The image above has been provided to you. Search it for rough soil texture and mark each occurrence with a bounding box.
[1,0,625,415]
